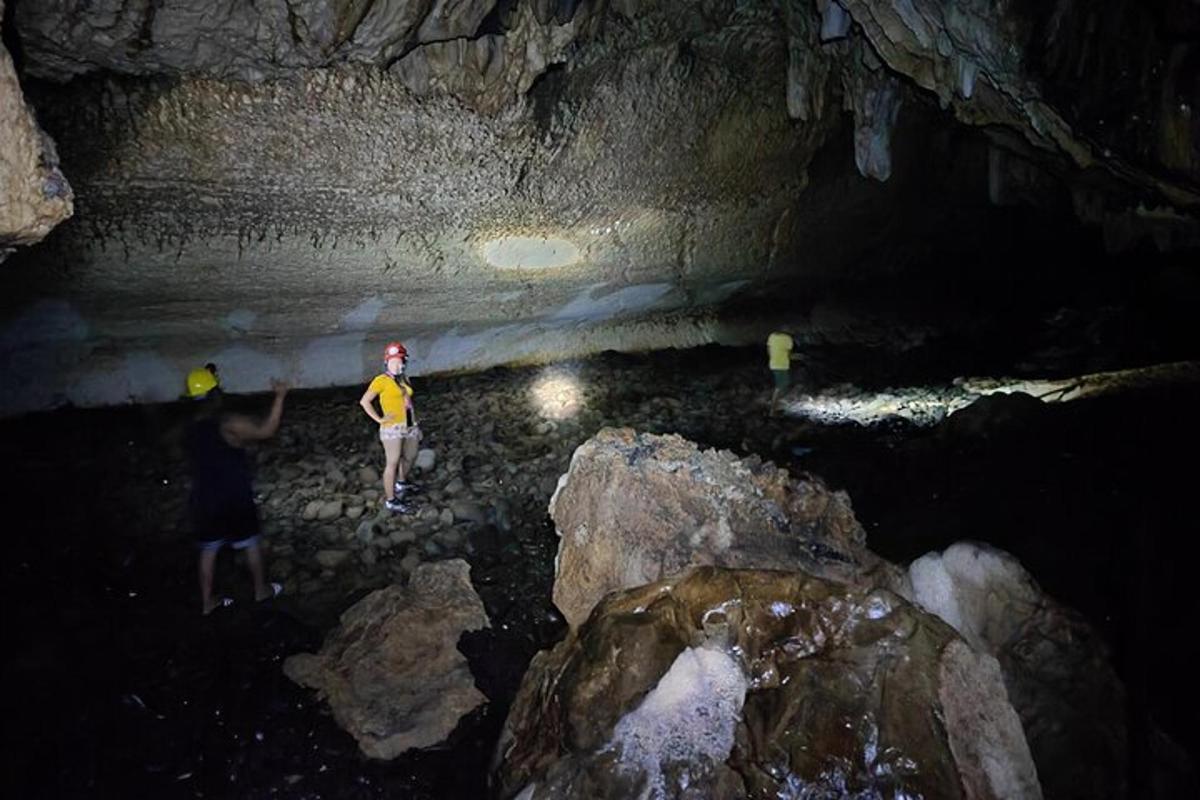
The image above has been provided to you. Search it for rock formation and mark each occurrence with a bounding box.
[0,0,72,261]
[1,1,1195,413]
[494,566,1042,799]
[548,426,898,628]
[910,542,1135,800]
[528,427,1199,797]
[283,558,490,758]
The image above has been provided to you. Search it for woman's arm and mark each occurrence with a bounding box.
[359,388,387,424]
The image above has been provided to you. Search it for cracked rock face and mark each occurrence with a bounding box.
[0,1,73,260]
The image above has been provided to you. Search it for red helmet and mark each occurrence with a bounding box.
[383,341,407,361]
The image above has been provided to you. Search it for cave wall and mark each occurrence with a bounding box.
[1,0,1196,414]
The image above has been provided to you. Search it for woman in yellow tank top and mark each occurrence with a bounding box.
[358,341,421,513]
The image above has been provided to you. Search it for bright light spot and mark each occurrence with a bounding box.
[530,368,583,419]
[482,236,580,270]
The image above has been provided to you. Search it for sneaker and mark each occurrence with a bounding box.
[394,480,422,497]
[384,497,411,513]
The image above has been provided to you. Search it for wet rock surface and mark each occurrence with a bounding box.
[284,559,490,759]
[549,426,894,628]
[0,345,1197,797]
[495,566,1040,800]
[909,542,1177,800]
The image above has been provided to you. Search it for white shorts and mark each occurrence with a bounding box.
[380,424,421,442]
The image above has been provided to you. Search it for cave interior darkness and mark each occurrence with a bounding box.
[1,1,1199,799]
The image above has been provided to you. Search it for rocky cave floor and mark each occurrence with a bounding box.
[2,342,1198,799]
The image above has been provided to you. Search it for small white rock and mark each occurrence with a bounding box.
[414,449,436,472]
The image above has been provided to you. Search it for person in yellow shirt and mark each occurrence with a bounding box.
[359,341,421,513]
[767,331,799,417]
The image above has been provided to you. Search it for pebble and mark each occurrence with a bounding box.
[449,500,487,526]
[317,500,343,521]
[439,508,455,526]
[436,528,464,549]
[302,500,323,521]
[355,520,376,546]
[356,466,379,485]
[389,529,416,546]
[315,550,349,569]
[346,506,364,520]
[415,449,436,472]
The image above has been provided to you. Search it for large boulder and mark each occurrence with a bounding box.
[548,428,896,628]
[283,559,489,759]
[0,1,72,260]
[910,542,1132,800]
[493,566,1042,800]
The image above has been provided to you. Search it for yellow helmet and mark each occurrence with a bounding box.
[186,367,219,398]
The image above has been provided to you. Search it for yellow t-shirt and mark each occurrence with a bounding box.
[367,374,413,425]
[767,332,793,371]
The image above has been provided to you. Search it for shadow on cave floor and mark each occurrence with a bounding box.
[0,343,1198,798]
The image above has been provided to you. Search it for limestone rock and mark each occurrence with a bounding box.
[302,499,323,521]
[0,3,72,259]
[284,559,490,759]
[449,499,487,526]
[494,566,1041,800]
[15,0,499,82]
[909,542,1130,800]
[414,448,436,472]
[548,427,894,628]
[314,549,349,569]
[835,0,1200,205]
[317,499,343,521]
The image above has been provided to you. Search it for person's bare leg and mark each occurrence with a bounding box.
[382,438,401,501]
[399,436,418,483]
[199,547,219,615]
[245,542,270,601]
[770,388,781,417]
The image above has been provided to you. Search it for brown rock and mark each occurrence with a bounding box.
[284,559,489,759]
[548,428,894,628]
[0,4,72,258]
[494,566,1040,800]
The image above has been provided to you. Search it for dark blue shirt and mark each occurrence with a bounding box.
[186,417,254,511]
